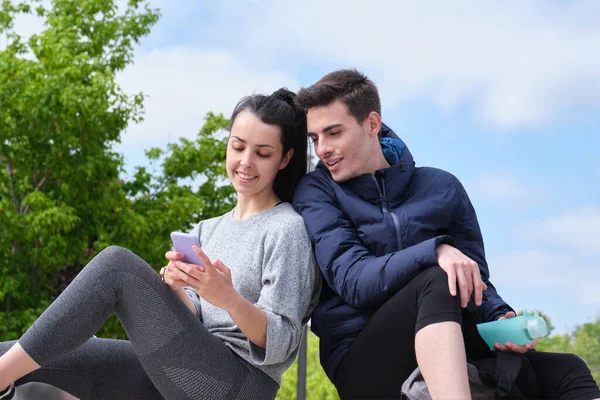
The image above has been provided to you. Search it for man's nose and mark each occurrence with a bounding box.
[315,140,330,159]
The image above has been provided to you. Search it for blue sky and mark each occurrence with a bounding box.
[14,1,600,334]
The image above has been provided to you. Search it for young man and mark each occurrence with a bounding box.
[292,69,599,400]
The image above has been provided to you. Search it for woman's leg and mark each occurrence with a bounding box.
[335,266,467,400]
[1,339,162,400]
[0,246,278,400]
[524,351,600,400]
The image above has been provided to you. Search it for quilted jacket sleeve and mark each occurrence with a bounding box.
[293,172,454,309]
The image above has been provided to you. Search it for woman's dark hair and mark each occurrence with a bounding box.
[228,88,308,203]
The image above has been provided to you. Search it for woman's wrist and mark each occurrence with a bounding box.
[223,291,245,315]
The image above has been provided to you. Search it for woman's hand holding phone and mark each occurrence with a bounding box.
[185,245,239,311]
[161,232,206,290]
[162,231,239,310]
[161,251,205,291]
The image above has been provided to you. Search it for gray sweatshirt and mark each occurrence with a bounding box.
[184,203,321,384]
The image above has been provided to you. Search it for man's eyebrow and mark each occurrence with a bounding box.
[230,135,274,149]
[308,123,343,136]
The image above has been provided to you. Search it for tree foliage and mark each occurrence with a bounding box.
[537,316,600,383]
[1,0,159,338]
[0,0,237,340]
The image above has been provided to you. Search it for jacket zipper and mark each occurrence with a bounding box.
[372,175,404,250]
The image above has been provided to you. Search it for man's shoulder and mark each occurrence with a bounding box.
[414,166,461,187]
[294,168,336,203]
[299,167,333,186]
[416,165,458,180]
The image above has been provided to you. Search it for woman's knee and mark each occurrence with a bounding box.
[88,246,151,275]
[97,245,134,260]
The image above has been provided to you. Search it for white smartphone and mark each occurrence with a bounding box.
[170,232,204,266]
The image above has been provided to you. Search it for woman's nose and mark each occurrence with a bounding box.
[240,151,254,168]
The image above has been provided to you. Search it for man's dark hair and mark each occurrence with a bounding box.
[295,69,381,124]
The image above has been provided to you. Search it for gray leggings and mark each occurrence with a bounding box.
[0,246,279,400]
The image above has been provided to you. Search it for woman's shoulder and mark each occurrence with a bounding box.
[261,203,310,238]
[189,209,233,236]
[266,202,305,225]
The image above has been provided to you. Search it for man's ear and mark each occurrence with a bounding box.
[279,148,294,170]
[366,111,382,138]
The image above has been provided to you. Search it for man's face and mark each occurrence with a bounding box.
[307,100,372,182]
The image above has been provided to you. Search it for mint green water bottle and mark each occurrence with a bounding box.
[476,309,548,350]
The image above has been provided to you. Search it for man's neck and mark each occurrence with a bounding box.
[366,147,391,175]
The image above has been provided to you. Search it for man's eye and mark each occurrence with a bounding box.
[330,131,340,136]
[310,137,318,143]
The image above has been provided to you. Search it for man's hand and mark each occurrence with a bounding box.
[493,311,539,353]
[436,244,487,308]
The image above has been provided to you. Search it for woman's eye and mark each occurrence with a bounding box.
[257,153,271,158]
[232,145,244,152]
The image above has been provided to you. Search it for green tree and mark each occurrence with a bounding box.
[112,112,235,268]
[537,316,600,383]
[95,112,236,337]
[0,0,161,338]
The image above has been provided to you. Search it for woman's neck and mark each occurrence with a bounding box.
[233,191,282,220]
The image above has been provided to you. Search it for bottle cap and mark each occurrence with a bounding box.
[527,317,548,339]
[522,309,536,317]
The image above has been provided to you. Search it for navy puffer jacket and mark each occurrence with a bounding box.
[293,123,512,382]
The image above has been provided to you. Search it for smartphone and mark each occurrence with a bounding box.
[170,232,204,266]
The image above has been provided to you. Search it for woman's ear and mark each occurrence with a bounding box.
[279,148,294,170]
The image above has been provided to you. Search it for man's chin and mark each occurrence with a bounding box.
[330,170,349,183]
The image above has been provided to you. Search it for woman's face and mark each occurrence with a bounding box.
[226,110,293,200]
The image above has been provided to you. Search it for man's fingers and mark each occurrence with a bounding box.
[445,267,457,296]
[456,268,470,307]
[505,342,528,354]
[472,271,485,306]
[494,343,507,352]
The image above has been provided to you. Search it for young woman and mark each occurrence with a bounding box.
[0,88,321,400]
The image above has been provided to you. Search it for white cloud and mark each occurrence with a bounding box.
[580,280,600,307]
[487,249,600,332]
[488,250,576,290]
[487,208,600,331]
[211,0,600,128]
[523,207,600,256]
[9,1,600,133]
[117,47,300,147]
[474,174,541,203]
